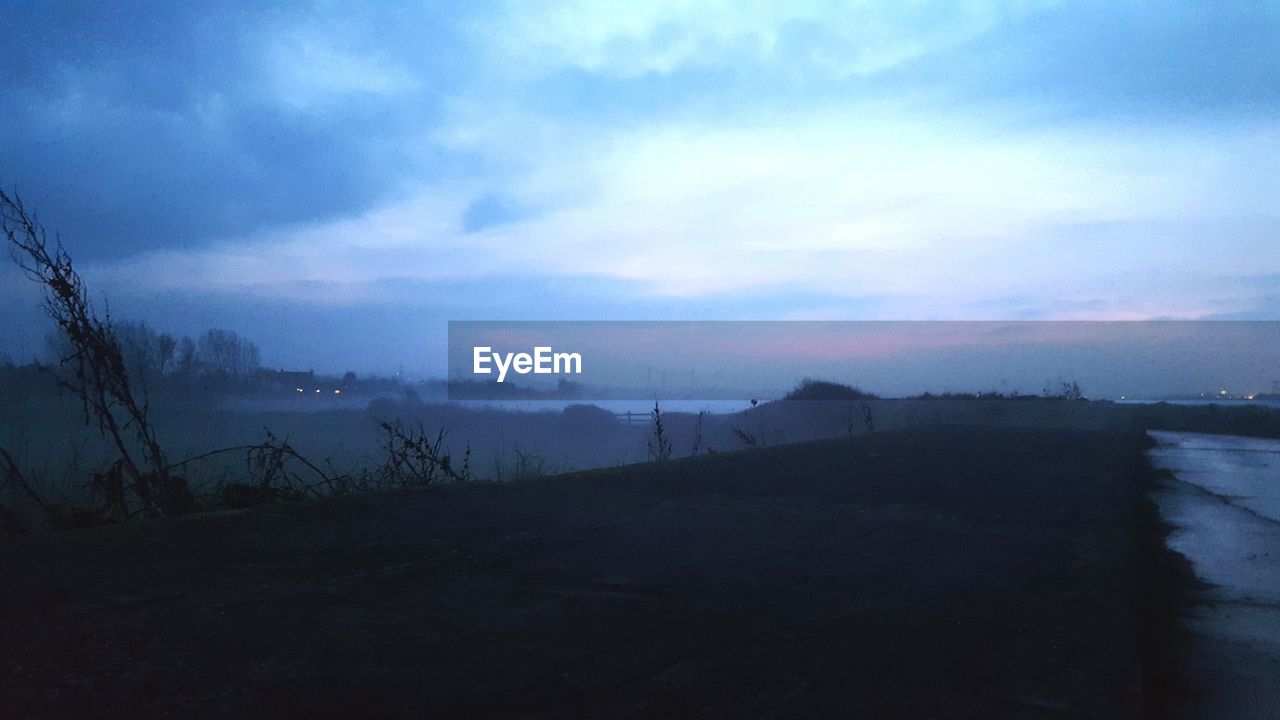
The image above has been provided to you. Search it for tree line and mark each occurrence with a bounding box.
[43,323,262,387]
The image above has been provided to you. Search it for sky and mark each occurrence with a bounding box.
[1,1,1278,377]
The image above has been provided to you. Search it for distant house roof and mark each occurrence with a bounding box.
[257,368,316,386]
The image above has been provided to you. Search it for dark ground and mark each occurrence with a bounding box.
[0,427,1175,718]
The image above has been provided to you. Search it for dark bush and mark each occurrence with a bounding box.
[784,379,879,402]
[561,404,617,427]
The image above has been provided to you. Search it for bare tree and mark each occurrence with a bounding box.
[116,320,169,388]
[174,335,197,376]
[1,188,190,517]
[197,328,260,378]
[157,332,177,375]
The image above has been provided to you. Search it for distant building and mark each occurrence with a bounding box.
[256,368,316,391]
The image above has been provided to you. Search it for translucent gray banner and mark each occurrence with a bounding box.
[447,321,1280,402]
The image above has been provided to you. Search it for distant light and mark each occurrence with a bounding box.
[315,389,321,393]
[1120,395,1125,400]
[1247,395,1256,401]
[334,389,341,395]
[1220,389,1228,395]
[296,388,303,393]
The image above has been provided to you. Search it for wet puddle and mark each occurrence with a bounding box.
[1149,431,1280,718]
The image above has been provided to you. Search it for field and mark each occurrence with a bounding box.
[0,426,1187,718]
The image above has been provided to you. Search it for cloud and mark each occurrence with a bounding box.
[486,0,1052,78]
[441,107,1278,305]
[263,30,422,112]
[935,3,1280,115]
[461,193,535,233]
[0,3,459,257]
[84,105,1279,324]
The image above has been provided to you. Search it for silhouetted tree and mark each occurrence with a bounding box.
[115,320,170,387]
[157,332,177,375]
[196,328,260,378]
[174,336,197,376]
[1,188,190,517]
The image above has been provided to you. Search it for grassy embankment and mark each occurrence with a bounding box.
[1,425,1192,718]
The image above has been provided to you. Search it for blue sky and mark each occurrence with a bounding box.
[1,1,1278,374]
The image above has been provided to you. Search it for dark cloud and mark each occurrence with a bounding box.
[0,1,468,258]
